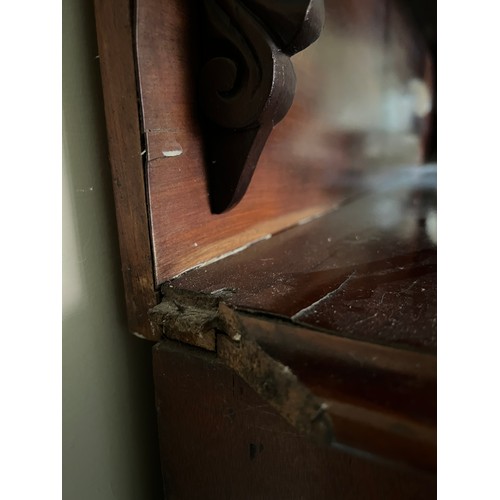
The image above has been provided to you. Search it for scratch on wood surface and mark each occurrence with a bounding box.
[291,272,356,321]
[402,280,419,293]
[351,312,379,328]
[146,127,177,134]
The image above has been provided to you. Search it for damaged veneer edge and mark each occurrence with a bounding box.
[149,286,335,446]
[149,286,436,472]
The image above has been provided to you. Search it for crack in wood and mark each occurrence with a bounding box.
[291,271,356,321]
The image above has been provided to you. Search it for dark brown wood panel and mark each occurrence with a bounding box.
[240,314,436,425]
[136,0,430,283]
[236,314,436,470]
[149,277,436,470]
[136,0,339,283]
[169,177,437,353]
[94,0,158,338]
[154,339,436,499]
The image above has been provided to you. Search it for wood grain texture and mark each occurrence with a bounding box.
[168,176,437,353]
[150,295,436,471]
[235,314,436,471]
[150,231,436,471]
[240,313,436,425]
[153,339,436,499]
[94,0,433,336]
[136,0,430,283]
[94,0,158,338]
[136,0,339,283]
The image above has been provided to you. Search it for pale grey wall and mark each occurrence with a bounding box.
[62,0,163,498]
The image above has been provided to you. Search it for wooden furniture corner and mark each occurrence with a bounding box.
[94,0,436,497]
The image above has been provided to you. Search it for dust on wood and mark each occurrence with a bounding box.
[149,288,335,446]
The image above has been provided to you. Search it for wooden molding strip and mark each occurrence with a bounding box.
[149,287,436,471]
[94,0,159,339]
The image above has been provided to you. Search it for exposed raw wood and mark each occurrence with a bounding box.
[149,284,436,471]
[94,0,436,494]
[148,286,229,351]
[217,334,334,445]
[136,0,341,282]
[153,339,436,498]
[233,314,436,471]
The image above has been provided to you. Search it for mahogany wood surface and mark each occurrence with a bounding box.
[150,173,437,469]
[94,0,158,338]
[136,0,337,283]
[94,0,432,338]
[149,287,436,471]
[237,314,436,470]
[153,339,436,499]
[169,177,437,353]
[242,314,436,424]
[136,0,429,283]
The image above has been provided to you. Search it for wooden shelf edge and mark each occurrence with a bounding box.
[93,0,159,340]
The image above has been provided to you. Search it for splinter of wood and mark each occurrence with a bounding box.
[199,0,325,213]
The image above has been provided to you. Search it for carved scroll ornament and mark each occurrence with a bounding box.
[200,0,325,213]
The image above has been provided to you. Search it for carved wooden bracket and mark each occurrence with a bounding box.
[199,0,325,213]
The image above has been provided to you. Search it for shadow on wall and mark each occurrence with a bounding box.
[62,0,163,498]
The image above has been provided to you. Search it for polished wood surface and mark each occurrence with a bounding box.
[150,174,436,471]
[237,314,436,470]
[154,340,436,499]
[169,174,437,353]
[151,185,437,471]
[150,292,436,470]
[137,0,431,283]
[94,0,437,494]
[94,0,158,338]
[95,0,433,338]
